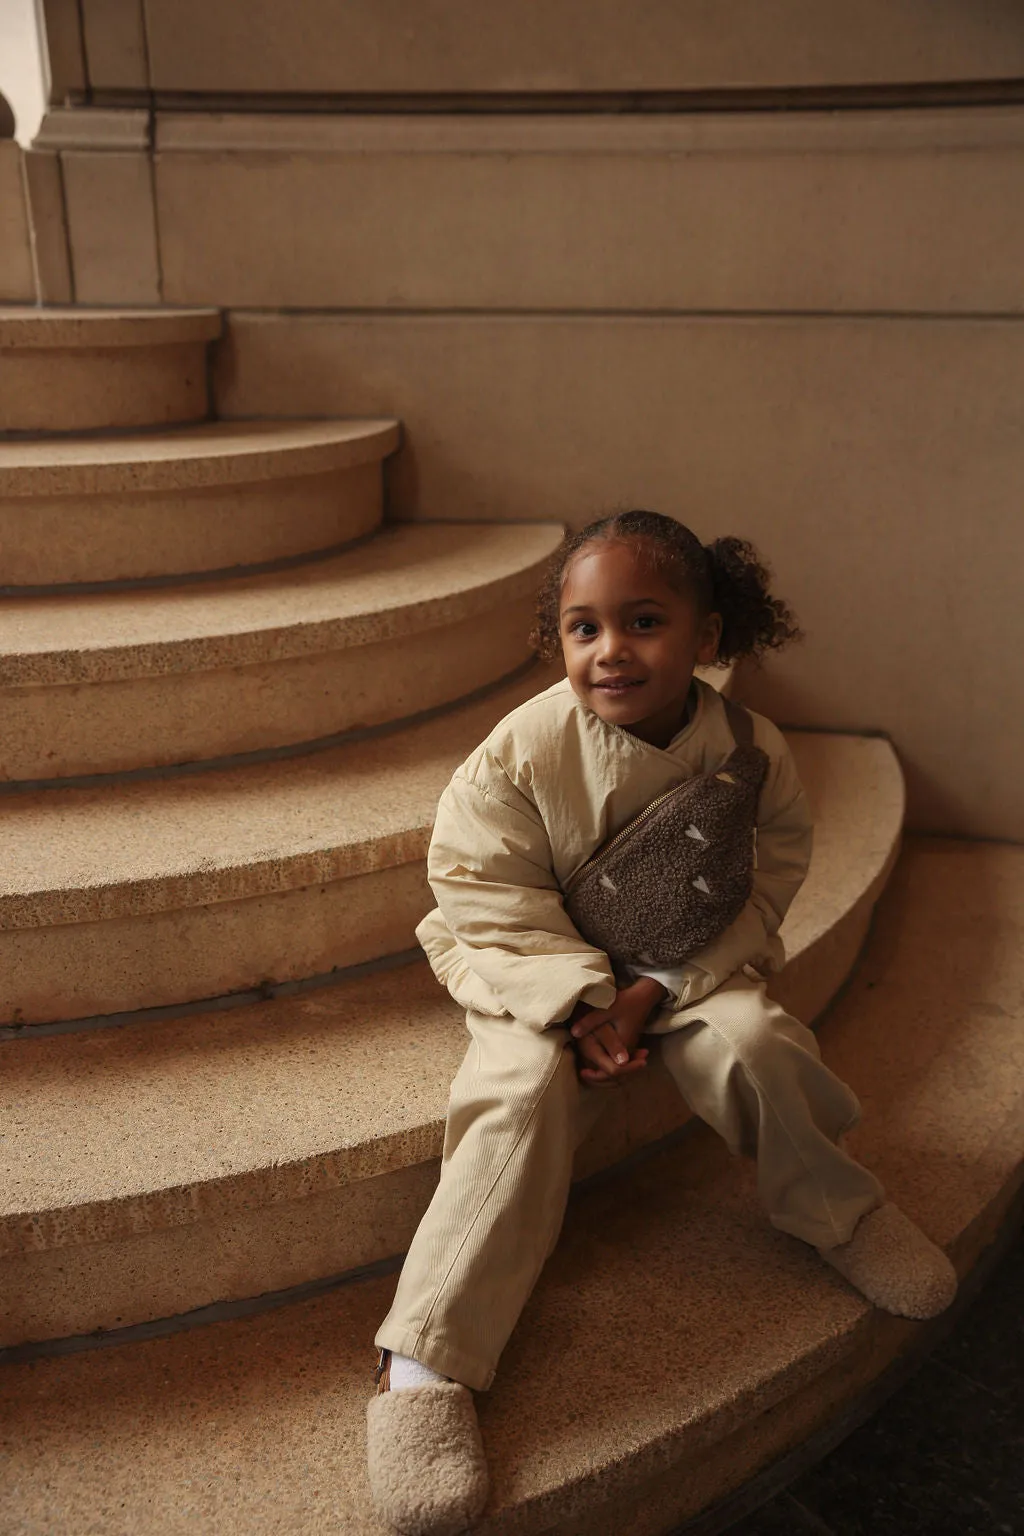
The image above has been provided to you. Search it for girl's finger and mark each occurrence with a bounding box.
[570,1009,612,1040]
[576,1029,620,1072]
[594,1022,630,1066]
[580,1035,622,1074]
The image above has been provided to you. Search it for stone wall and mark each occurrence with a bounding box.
[152,110,1024,312]
[39,0,1024,100]
[214,309,1023,842]
[0,136,35,301]
[21,8,1024,841]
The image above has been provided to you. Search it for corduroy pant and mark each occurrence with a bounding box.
[375,975,883,1390]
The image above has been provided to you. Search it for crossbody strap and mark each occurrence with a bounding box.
[720,693,755,749]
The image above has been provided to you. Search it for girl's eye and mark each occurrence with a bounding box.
[568,620,598,639]
[633,614,661,630]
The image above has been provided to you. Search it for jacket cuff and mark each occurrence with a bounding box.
[630,962,688,1005]
[547,978,617,1026]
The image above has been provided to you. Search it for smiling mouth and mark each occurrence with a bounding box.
[593,678,645,692]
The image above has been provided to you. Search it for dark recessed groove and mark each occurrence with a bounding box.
[0,527,379,598]
[0,1117,706,1363]
[0,945,424,1043]
[87,79,1024,116]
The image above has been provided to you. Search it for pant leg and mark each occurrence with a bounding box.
[658,974,883,1249]
[376,1010,604,1390]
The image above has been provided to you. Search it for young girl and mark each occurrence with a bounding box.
[366,512,956,1536]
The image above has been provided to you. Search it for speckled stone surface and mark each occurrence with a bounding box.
[2,593,539,779]
[2,756,899,1333]
[3,1159,440,1346]
[733,1229,1024,1536]
[0,416,396,586]
[0,307,221,434]
[1,727,900,1024]
[0,306,222,348]
[3,860,434,1025]
[0,723,898,934]
[774,736,903,958]
[0,344,214,435]
[0,667,548,930]
[1,461,385,586]
[0,838,1021,1535]
[0,418,399,496]
[0,517,562,779]
[0,522,561,684]
[767,733,904,1027]
[0,961,461,1259]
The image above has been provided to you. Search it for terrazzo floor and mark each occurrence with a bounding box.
[723,1226,1024,1536]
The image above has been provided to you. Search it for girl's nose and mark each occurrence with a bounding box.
[597,628,631,664]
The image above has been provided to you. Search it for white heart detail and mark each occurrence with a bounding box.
[685,825,706,842]
[692,876,711,894]
[715,771,736,785]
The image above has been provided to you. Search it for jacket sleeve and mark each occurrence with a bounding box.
[635,728,813,1014]
[425,760,617,1030]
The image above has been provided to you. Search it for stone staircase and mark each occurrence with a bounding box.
[1,307,1022,1534]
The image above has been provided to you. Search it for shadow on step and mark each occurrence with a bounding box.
[708,1217,1024,1536]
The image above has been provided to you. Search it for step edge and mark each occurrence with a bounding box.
[479,1167,1024,1536]
[0,528,562,686]
[0,307,223,349]
[0,731,900,934]
[667,1178,1024,1536]
[0,775,903,1247]
[1,1094,1019,1536]
[0,418,401,495]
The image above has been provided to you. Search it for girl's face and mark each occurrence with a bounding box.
[559,539,722,748]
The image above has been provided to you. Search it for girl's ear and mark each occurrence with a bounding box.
[696,611,723,665]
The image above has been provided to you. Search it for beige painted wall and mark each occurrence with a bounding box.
[39,0,86,101]
[15,87,1024,843]
[153,108,1024,314]
[0,141,35,300]
[103,1,1024,95]
[30,108,158,302]
[215,311,1024,843]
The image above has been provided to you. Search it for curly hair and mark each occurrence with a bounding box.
[529,510,802,665]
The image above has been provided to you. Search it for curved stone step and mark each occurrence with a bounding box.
[0,666,551,1022]
[0,306,221,433]
[0,419,400,586]
[0,667,831,1024]
[0,521,562,779]
[0,732,903,1340]
[1,840,1020,1536]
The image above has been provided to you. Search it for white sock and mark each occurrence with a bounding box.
[388,1352,448,1390]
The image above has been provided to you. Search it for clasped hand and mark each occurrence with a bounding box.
[567,976,668,1088]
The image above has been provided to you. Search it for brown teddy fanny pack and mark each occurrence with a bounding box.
[563,697,769,969]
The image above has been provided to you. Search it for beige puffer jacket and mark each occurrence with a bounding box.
[416,676,813,1031]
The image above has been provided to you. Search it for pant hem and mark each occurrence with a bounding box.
[812,1192,888,1252]
[374,1324,496,1393]
[774,1189,885,1251]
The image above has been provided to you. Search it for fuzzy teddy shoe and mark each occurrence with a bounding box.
[366,1352,489,1536]
[818,1203,957,1319]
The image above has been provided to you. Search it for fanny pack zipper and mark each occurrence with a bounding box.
[564,783,686,897]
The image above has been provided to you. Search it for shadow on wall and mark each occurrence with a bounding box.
[739,666,973,839]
